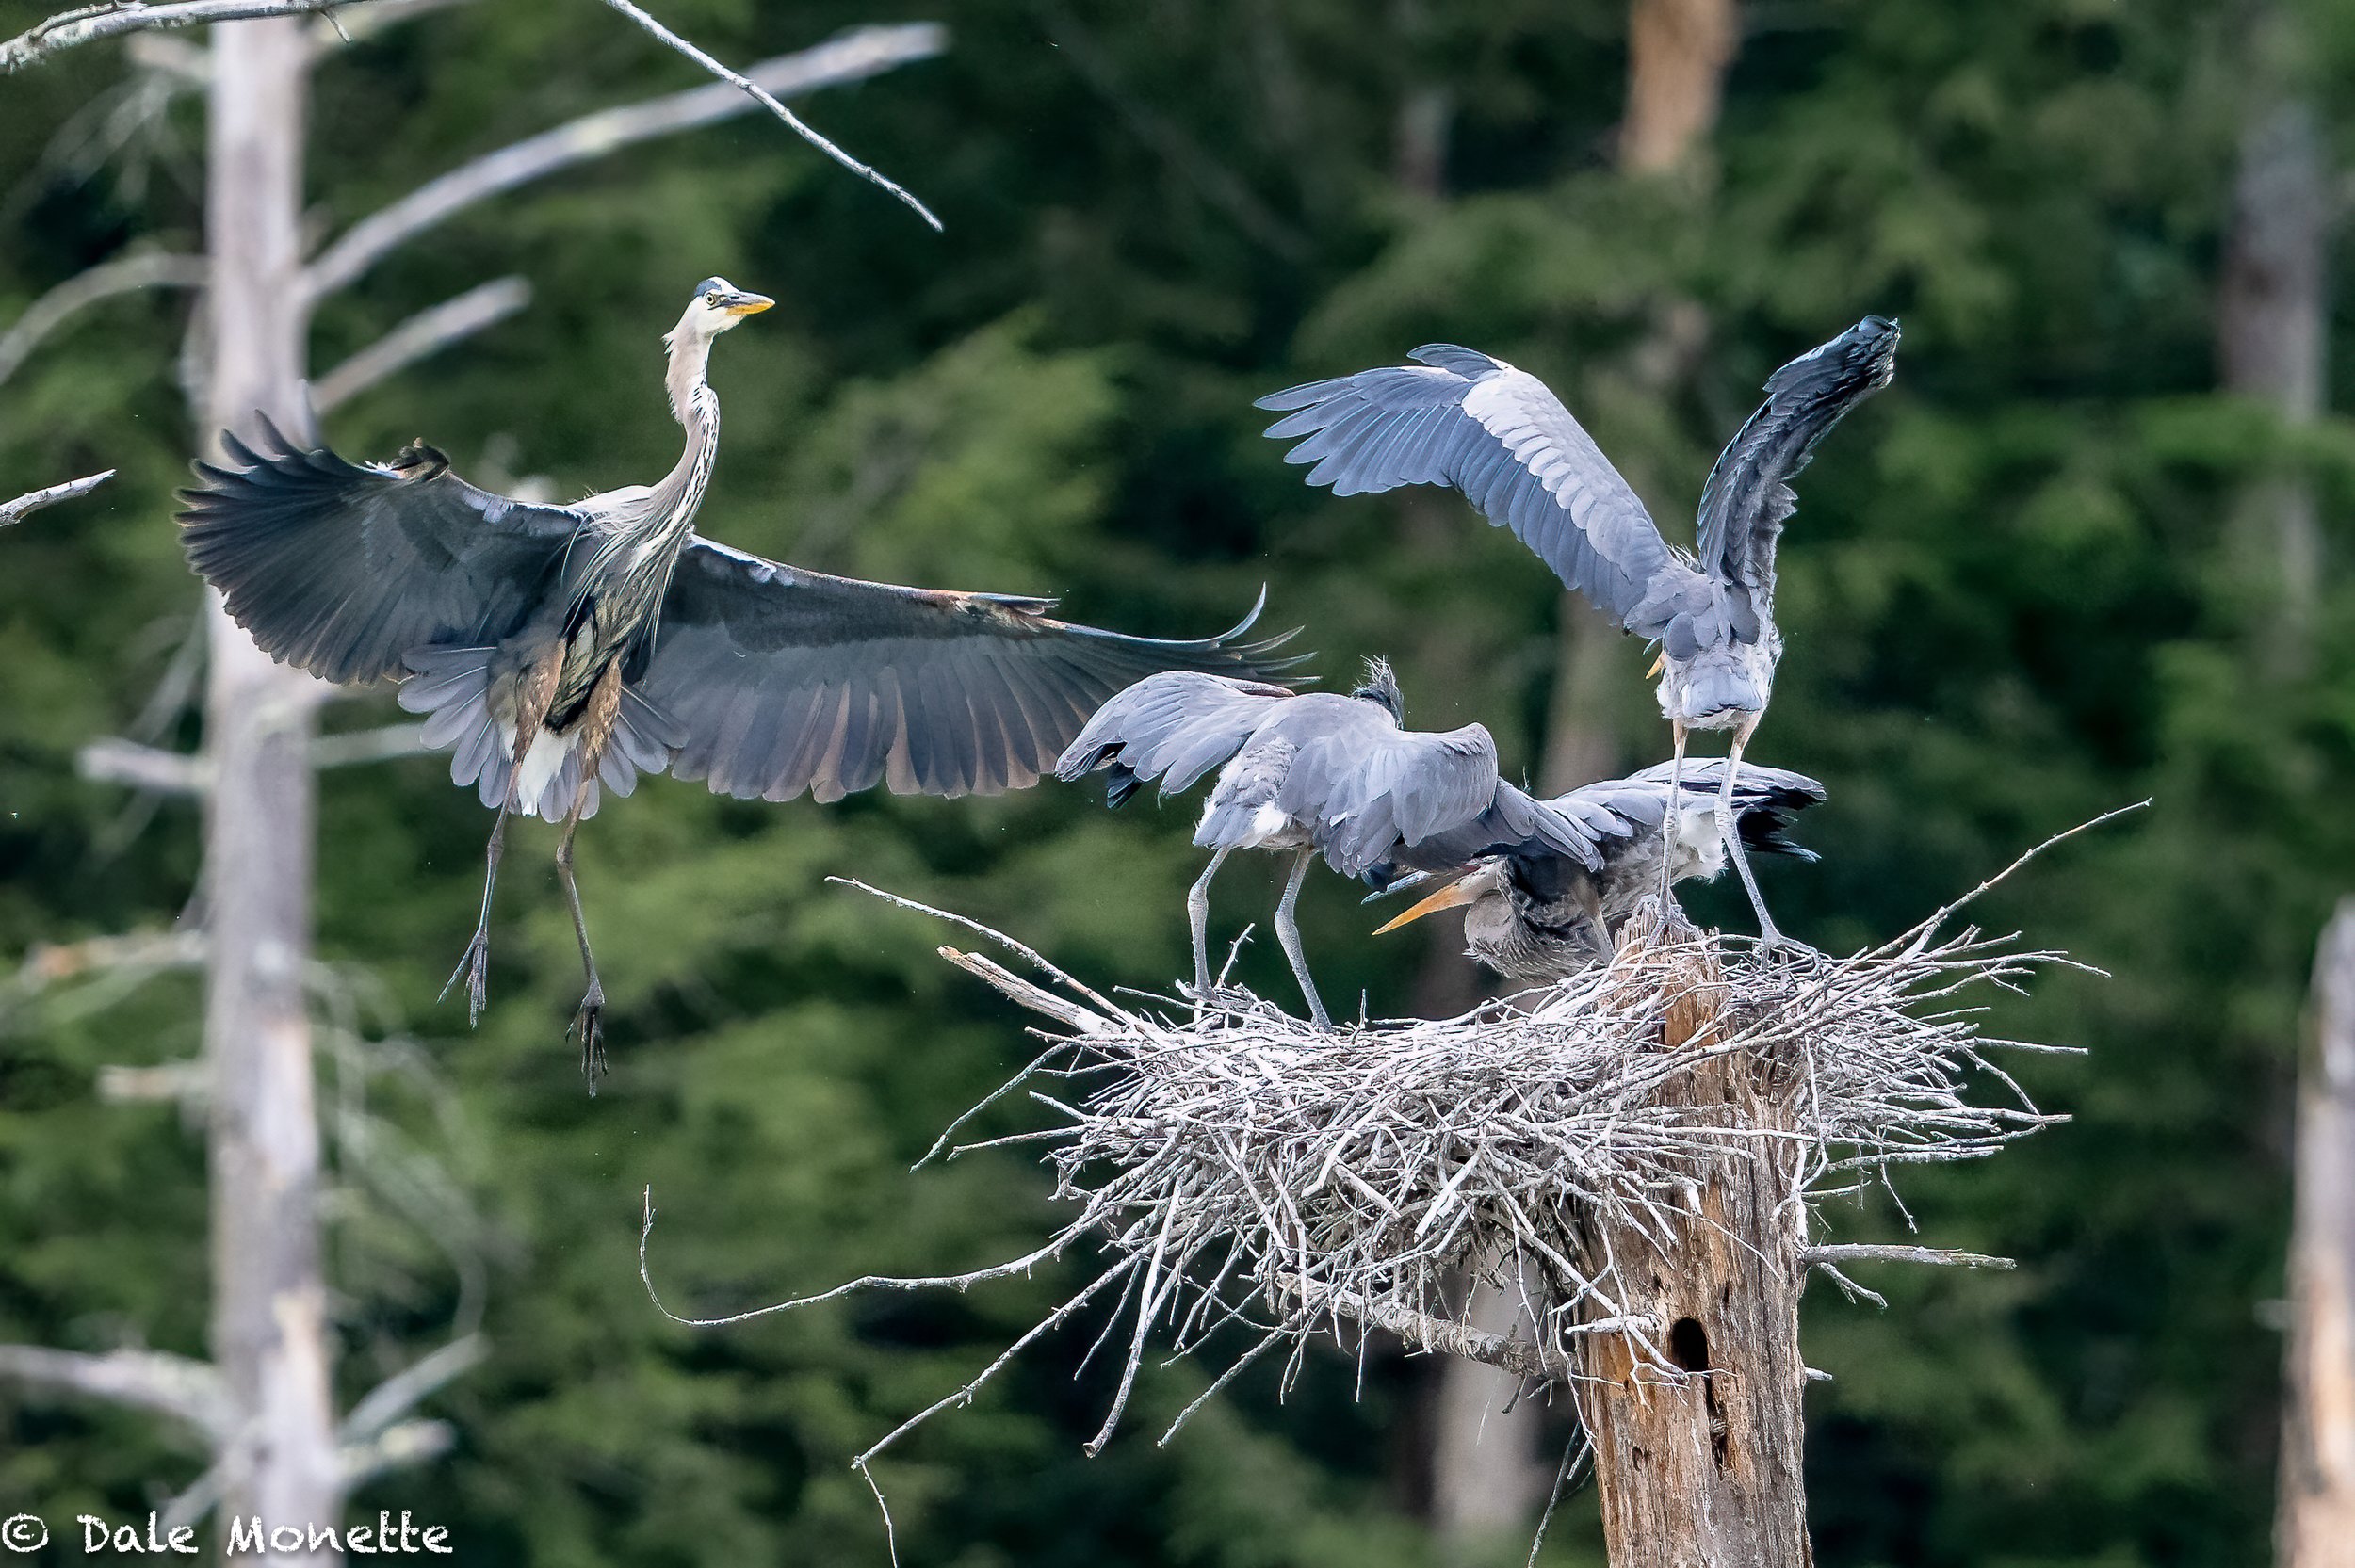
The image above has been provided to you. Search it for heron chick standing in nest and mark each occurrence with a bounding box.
[1259,317,1896,951]
[1057,660,1635,1029]
[1366,760,1826,985]
[181,278,1302,1086]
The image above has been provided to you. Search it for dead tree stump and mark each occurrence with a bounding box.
[1572,931,1814,1567]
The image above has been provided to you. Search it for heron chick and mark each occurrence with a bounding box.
[1369,760,1826,984]
[182,277,1302,1086]
[1259,316,1895,949]
[1055,661,1619,1029]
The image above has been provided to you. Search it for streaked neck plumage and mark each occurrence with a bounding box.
[655,326,722,529]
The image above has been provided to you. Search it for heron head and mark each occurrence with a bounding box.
[1351,656,1405,720]
[668,276,774,345]
[1372,860,1504,935]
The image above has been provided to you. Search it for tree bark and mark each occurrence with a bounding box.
[1573,935,1813,1566]
[2217,75,2327,672]
[2278,902,2355,1568]
[203,15,340,1562]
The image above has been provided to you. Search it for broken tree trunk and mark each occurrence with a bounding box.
[2278,901,2355,1568]
[1572,931,1814,1567]
[203,15,341,1562]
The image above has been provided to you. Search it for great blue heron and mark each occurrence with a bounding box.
[1257,316,1896,948]
[181,277,1301,1082]
[1054,660,1613,1028]
[1367,760,1825,984]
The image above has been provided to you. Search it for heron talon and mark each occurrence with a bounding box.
[440,933,492,1027]
[570,988,608,1092]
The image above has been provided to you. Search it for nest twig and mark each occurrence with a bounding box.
[642,818,2117,1540]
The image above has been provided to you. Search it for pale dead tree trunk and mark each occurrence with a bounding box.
[2279,902,2355,1568]
[202,16,341,1561]
[2217,1,2327,676]
[1572,937,1813,1565]
[1536,0,1735,797]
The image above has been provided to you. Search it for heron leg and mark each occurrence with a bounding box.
[554,812,608,1092]
[1719,719,1785,952]
[440,801,512,1026]
[1186,847,1231,999]
[1275,848,1331,1032]
[1659,720,1688,908]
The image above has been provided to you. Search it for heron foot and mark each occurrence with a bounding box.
[570,983,608,1093]
[1751,930,1825,969]
[1182,981,1257,1022]
[439,930,493,1027]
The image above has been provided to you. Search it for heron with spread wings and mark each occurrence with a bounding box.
[1055,661,1633,1028]
[1258,316,1896,948]
[181,277,1300,1083]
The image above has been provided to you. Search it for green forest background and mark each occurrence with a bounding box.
[4,0,2349,1563]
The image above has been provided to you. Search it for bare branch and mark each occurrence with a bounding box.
[0,0,351,74]
[589,0,941,232]
[337,1419,453,1489]
[313,277,528,412]
[1275,1274,1577,1382]
[80,736,206,794]
[18,929,204,984]
[305,0,464,51]
[98,1059,210,1105]
[303,24,945,300]
[1800,1244,2017,1271]
[0,251,206,388]
[78,722,434,794]
[340,1334,485,1446]
[0,1346,230,1445]
[0,469,113,525]
[309,720,432,768]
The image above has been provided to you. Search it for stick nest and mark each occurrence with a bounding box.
[647,840,2101,1513]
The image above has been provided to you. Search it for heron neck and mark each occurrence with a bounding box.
[665,331,714,426]
[653,331,722,531]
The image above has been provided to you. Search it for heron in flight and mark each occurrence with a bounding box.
[1055,661,1616,1029]
[1368,760,1825,984]
[1258,316,1896,948]
[181,277,1301,1083]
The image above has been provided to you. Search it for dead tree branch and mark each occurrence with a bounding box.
[0,1346,231,1446]
[313,277,528,412]
[590,1,941,231]
[0,0,353,74]
[0,251,207,388]
[0,470,113,525]
[1801,1243,2017,1271]
[79,723,431,794]
[301,23,944,299]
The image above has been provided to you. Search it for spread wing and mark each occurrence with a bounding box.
[1273,708,1504,876]
[1694,316,1898,636]
[1258,346,1713,639]
[637,539,1305,802]
[1376,780,1636,878]
[178,420,587,686]
[1055,671,1294,805]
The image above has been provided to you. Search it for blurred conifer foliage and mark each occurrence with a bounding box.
[4,1,2349,1562]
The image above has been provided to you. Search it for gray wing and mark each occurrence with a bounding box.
[1380,780,1638,876]
[1616,758,1826,860]
[1258,346,1710,638]
[1694,316,1898,636]
[178,420,587,686]
[1054,671,1294,804]
[635,540,1304,803]
[1275,710,1503,876]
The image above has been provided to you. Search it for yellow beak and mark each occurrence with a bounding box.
[723,292,774,316]
[1372,871,1487,935]
[1647,651,1665,678]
